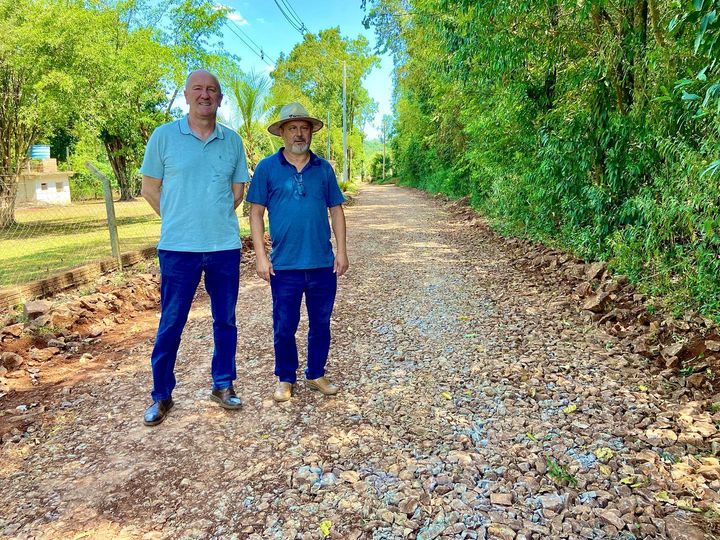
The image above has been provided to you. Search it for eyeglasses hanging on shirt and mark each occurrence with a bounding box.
[293,173,306,197]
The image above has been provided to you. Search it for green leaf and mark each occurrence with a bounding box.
[702,81,720,107]
[546,457,578,487]
[695,11,717,52]
[668,15,683,33]
[674,78,695,90]
[701,159,720,178]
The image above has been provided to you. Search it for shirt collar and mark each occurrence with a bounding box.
[277,147,321,168]
[179,115,225,140]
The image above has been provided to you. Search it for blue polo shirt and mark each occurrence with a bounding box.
[246,148,345,270]
[140,116,249,252]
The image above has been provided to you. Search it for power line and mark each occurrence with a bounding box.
[279,0,309,33]
[225,23,269,65]
[272,0,309,35]
[228,18,277,65]
[272,0,302,34]
[224,21,275,67]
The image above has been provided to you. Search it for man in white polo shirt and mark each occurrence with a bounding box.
[139,69,249,426]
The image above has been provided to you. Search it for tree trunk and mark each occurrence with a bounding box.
[543,0,559,110]
[632,0,649,108]
[165,85,181,116]
[648,0,665,46]
[0,172,18,228]
[103,135,135,201]
[0,61,35,228]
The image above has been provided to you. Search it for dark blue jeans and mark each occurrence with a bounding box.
[150,249,240,401]
[270,267,337,383]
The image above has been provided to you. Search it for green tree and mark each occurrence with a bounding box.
[156,0,231,113]
[0,0,99,227]
[88,0,228,200]
[0,0,230,225]
[269,27,379,176]
[90,10,177,200]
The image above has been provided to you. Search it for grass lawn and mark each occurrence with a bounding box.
[0,199,249,288]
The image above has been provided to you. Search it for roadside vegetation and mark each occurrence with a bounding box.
[364,0,720,319]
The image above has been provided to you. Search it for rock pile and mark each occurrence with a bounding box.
[444,195,719,396]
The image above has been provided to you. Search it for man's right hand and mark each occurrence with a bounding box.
[256,255,275,282]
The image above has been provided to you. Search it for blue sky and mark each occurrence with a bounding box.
[209,0,394,139]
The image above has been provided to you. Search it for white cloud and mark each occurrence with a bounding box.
[261,64,276,74]
[213,4,249,25]
[227,11,249,25]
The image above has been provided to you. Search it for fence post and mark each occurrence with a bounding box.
[85,162,122,270]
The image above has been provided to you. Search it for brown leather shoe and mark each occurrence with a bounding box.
[306,376,339,395]
[273,381,293,402]
[210,386,243,410]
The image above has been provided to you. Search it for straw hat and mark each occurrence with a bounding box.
[267,102,324,136]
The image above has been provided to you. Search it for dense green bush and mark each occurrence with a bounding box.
[69,172,103,201]
[366,0,720,319]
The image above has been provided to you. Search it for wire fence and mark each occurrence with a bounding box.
[0,161,253,300]
[0,164,161,291]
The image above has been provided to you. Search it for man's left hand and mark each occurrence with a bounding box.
[334,253,349,277]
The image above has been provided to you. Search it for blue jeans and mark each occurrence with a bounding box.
[150,249,240,401]
[270,267,337,383]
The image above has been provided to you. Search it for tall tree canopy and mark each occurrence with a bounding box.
[88,0,228,200]
[0,0,96,226]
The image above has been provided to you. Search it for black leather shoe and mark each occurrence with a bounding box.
[143,398,174,426]
[210,386,243,410]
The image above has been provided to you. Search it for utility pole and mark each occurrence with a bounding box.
[327,110,331,160]
[342,62,348,183]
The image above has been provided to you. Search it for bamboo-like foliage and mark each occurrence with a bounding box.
[365,0,720,316]
[223,69,276,170]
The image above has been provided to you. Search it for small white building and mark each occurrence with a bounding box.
[15,159,73,206]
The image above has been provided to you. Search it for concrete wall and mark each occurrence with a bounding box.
[16,172,74,206]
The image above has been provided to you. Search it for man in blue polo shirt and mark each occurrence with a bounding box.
[247,102,348,402]
[139,69,250,426]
